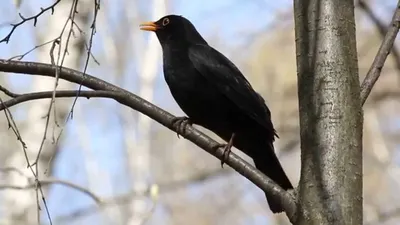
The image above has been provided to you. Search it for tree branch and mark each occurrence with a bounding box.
[0,178,101,203]
[0,87,123,110]
[0,59,296,219]
[0,0,62,43]
[360,0,400,105]
[0,166,102,204]
[357,0,400,73]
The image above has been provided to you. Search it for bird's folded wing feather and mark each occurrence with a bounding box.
[188,44,276,134]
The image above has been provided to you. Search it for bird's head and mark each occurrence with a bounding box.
[140,15,207,46]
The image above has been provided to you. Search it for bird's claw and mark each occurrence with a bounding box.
[171,116,192,138]
[212,143,232,168]
[213,133,236,168]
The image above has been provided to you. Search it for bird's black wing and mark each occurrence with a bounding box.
[188,44,276,135]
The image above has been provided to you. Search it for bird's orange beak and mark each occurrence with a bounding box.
[140,21,158,32]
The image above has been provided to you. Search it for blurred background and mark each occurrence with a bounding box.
[0,0,399,224]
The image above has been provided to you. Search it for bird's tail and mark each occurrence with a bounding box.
[252,143,293,213]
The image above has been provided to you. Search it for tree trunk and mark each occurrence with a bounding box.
[293,0,363,224]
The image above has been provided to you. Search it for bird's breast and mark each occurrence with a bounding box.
[162,48,199,86]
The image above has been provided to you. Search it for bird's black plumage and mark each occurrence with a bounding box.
[140,15,293,213]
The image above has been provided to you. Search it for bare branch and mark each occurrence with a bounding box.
[2,0,95,224]
[8,39,58,61]
[357,0,400,73]
[0,59,297,219]
[360,1,400,105]
[68,0,101,119]
[0,97,28,163]
[0,177,102,204]
[0,89,122,110]
[0,85,19,98]
[0,0,62,43]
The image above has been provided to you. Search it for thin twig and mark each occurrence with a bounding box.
[0,0,62,43]
[0,98,27,152]
[360,1,400,105]
[2,1,94,224]
[62,0,101,137]
[0,177,102,204]
[7,39,59,61]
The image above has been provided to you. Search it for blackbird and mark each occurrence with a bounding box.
[140,15,293,213]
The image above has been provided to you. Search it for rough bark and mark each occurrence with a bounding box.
[293,0,363,224]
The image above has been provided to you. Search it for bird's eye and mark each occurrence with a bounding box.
[162,18,170,26]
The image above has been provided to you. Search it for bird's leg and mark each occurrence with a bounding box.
[171,116,192,138]
[213,133,236,168]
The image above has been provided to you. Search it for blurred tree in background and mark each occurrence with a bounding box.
[0,0,398,224]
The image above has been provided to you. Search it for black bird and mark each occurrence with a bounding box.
[140,15,293,213]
